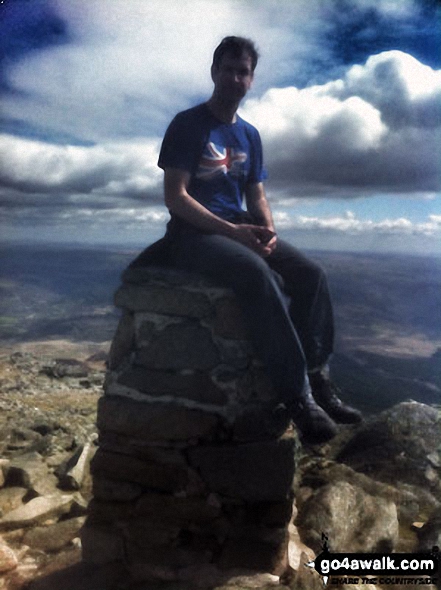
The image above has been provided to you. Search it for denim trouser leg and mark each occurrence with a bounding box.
[170,232,330,401]
[265,240,334,371]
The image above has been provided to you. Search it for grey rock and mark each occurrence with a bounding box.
[217,527,289,575]
[337,401,441,493]
[122,264,221,290]
[26,561,127,590]
[56,442,94,491]
[0,487,28,517]
[81,523,125,564]
[134,491,221,524]
[115,366,228,405]
[0,494,74,531]
[30,420,62,436]
[107,311,135,370]
[188,436,296,502]
[6,451,59,496]
[5,427,43,452]
[417,506,441,552]
[0,537,18,574]
[135,321,220,371]
[92,477,143,502]
[23,516,86,552]
[97,396,219,442]
[115,283,213,318]
[295,479,399,553]
[0,459,9,487]
[91,449,188,492]
[40,358,89,379]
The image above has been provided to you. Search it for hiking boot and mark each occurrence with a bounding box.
[309,370,363,424]
[288,381,338,445]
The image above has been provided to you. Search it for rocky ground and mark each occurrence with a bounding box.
[0,341,105,589]
[0,341,440,590]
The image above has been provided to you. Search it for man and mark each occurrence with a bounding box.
[157,36,361,444]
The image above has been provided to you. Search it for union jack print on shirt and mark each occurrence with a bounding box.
[196,142,247,180]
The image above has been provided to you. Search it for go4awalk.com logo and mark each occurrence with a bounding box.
[307,535,439,586]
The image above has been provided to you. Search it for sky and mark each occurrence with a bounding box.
[0,0,440,255]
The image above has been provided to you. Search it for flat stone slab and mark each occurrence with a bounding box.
[122,265,225,290]
[0,495,74,531]
[97,396,219,442]
[6,452,59,496]
[135,322,220,371]
[115,366,228,406]
[114,283,214,318]
[91,449,188,492]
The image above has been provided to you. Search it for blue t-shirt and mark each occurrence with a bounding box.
[158,103,267,223]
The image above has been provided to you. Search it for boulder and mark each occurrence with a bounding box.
[0,495,74,531]
[337,401,441,494]
[0,536,18,574]
[23,516,86,552]
[6,452,59,496]
[295,479,399,553]
[0,487,28,517]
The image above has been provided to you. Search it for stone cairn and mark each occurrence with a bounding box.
[81,262,297,586]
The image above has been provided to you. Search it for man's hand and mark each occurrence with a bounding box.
[232,224,277,257]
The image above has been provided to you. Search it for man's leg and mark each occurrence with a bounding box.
[267,240,362,424]
[169,232,338,443]
[266,240,334,371]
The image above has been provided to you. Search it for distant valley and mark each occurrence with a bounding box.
[1,242,440,414]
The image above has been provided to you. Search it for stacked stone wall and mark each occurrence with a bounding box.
[82,266,296,585]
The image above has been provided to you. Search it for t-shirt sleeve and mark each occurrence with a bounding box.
[247,126,268,184]
[158,113,202,174]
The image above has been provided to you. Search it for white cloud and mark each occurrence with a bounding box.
[1,0,328,142]
[273,209,441,237]
[241,50,441,196]
[0,134,162,200]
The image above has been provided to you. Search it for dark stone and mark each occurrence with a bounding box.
[107,312,135,370]
[416,506,441,552]
[225,498,294,527]
[92,477,143,502]
[218,527,289,574]
[40,359,89,379]
[116,366,228,406]
[231,405,291,442]
[97,396,219,442]
[128,544,210,571]
[115,284,213,318]
[134,492,220,524]
[27,562,128,590]
[85,498,136,525]
[135,322,220,371]
[337,401,441,492]
[121,520,181,549]
[81,523,125,564]
[188,436,296,502]
[91,448,188,493]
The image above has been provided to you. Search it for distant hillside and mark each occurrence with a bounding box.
[1,242,440,412]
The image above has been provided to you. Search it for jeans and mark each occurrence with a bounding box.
[169,231,334,403]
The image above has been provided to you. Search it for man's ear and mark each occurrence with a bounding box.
[210,63,217,82]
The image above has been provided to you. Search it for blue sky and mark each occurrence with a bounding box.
[0,0,440,254]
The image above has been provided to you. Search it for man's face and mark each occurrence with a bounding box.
[211,52,254,103]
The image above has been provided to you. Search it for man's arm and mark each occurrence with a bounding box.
[245,182,277,253]
[164,168,272,256]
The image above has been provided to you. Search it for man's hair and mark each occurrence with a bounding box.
[212,36,259,71]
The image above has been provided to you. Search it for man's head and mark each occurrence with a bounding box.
[210,36,258,104]
[212,36,259,72]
